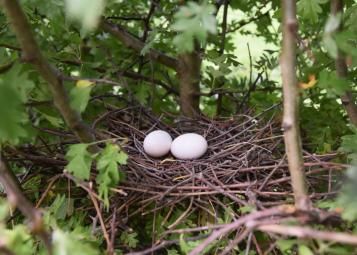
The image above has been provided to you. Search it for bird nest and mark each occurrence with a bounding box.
[95,107,343,223]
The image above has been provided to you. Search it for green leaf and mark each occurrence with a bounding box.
[65,144,93,180]
[0,64,34,144]
[322,35,338,59]
[276,239,297,251]
[69,82,94,113]
[53,229,99,255]
[0,225,35,255]
[298,245,314,255]
[318,70,350,97]
[120,231,138,248]
[49,195,74,220]
[0,199,9,221]
[96,143,127,207]
[297,0,328,23]
[65,0,106,31]
[172,2,216,53]
[140,30,158,56]
[167,249,180,255]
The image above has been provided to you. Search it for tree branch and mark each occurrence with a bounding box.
[0,155,52,253]
[331,0,357,127]
[0,0,97,149]
[257,224,357,245]
[100,20,179,70]
[280,0,310,210]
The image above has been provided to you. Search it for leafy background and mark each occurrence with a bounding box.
[0,0,356,254]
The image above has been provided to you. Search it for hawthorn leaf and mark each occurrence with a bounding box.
[172,2,216,53]
[298,245,314,255]
[96,143,127,207]
[53,229,99,255]
[297,0,328,23]
[0,64,34,144]
[65,144,93,180]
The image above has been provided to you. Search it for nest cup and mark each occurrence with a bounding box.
[100,107,340,221]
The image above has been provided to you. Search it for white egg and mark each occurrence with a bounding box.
[143,130,172,157]
[171,133,208,160]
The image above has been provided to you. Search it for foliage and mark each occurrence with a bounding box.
[0,0,356,254]
[172,2,217,52]
[96,143,127,207]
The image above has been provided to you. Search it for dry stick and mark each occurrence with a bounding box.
[280,0,311,210]
[87,184,114,255]
[188,206,285,255]
[0,157,52,254]
[219,229,251,255]
[257,224,357,245]
[63,172,113,254]
[0,0,98,150]
[331,0,357,127]
[258,155,286,191]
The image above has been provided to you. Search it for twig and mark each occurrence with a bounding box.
[257,224,357,245]
[88,183,114,255]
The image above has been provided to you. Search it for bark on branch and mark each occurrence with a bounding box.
[331,0,357,127]
[280,0,311,210]
[101,20,179,70]
[0,0,97,148]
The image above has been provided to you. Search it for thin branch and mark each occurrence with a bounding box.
[280,0,310,210]
[227,9,271,33]
[88,183,114,255]
[188,206,285,255]
[0,0,98,149]
[257,224,357,245]
[0,155,52,254]
[100,20,178,70]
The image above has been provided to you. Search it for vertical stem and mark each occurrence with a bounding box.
[331,0,357,127]
[177,48,202,118]
[281,0,311,210]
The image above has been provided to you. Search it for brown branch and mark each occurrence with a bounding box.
[58,58,178,95]
[227,9,271,33]
[0,155,52,254]
[100,20,178,70]
[188,206,285,255]
[0,0,97,149]
[117,70,179,95]
[331,0,357,127]
[280,0,310,210]
[257,224,357,245]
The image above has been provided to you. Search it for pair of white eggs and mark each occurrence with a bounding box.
[143,130,208,160]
